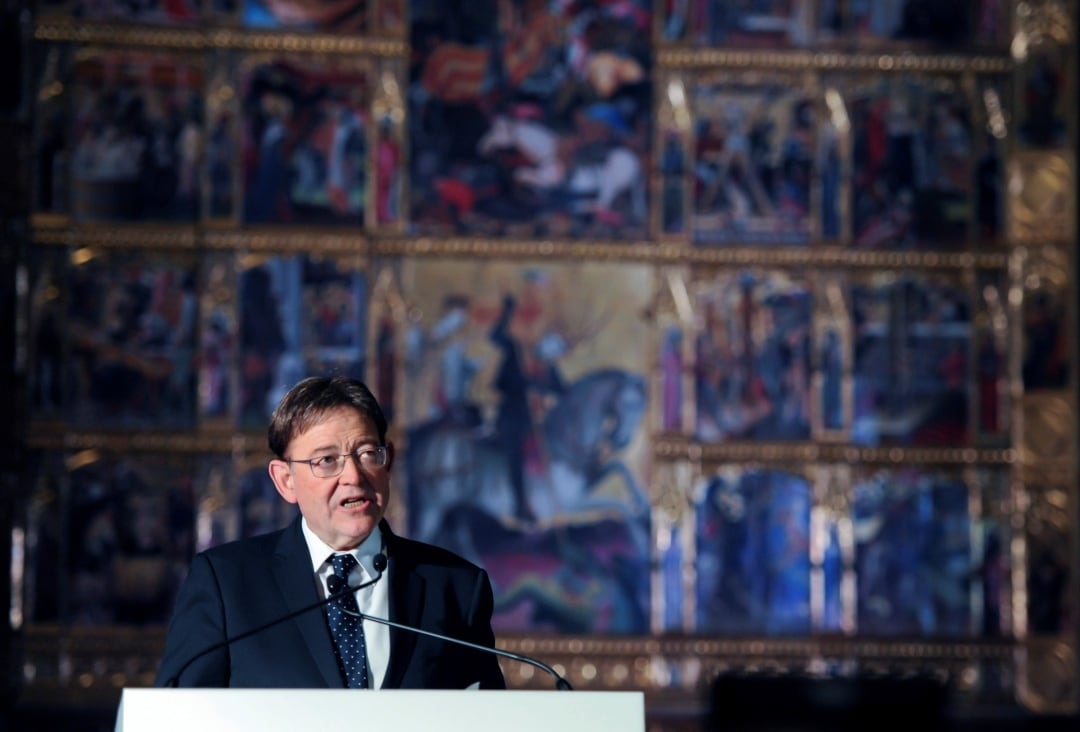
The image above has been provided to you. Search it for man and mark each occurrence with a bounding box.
[488,294,535,524]
[155,376,506,689]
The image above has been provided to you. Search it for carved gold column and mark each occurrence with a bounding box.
[1008,0,1079,714]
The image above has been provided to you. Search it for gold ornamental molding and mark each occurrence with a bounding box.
[1024,482,1073,537]
[1008,153,1075,243]
[29,222,199,250]
[19,625,164,704]
[1015,0,1075,50]
[203,229,370,255]
[1019,638,1079,714]
[658,48,1012,74]
[33,22,407,57]
[654,436,1015,467]
[25,427,269,455]
[497,635,1018,693]
[204,29,405,56]
[33,22,1005,70]
[29,222,1021,269]
[17,624,1020,702]
[29,222,371,254]
[1020,395,1076,466]
[24,426,1020,466]
[495,634,1017,662]
[33,22,205,49]
[375,236,656,261]
[374,236,1012,270]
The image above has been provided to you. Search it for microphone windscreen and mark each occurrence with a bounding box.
[373,553,387,572]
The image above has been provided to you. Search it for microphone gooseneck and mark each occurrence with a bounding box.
[333,595,573,691]
[165,552,387,687]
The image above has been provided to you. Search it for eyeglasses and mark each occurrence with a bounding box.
[287,445,389,478]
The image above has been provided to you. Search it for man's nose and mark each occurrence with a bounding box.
[341,452,365,478]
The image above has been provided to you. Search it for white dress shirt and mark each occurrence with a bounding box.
[301,519,390,689]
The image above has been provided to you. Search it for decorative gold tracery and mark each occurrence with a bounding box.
[16,0,1079,723]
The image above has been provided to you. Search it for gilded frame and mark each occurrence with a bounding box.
[16,0,1080,722]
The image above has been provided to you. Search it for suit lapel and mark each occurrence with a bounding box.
[272,518,342,688]
[381,529,426,689]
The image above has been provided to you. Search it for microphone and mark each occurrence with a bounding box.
[164,552,388,687]
[326,579,573,691]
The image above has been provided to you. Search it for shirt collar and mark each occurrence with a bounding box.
[300,518,384,576]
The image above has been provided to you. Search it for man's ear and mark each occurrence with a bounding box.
[384,440,395,472]
[269,459,299,504]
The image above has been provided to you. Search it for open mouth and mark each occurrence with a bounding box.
[341,496,371,509]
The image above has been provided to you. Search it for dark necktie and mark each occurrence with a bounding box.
[326,553,369,688]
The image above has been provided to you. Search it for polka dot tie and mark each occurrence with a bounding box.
[327,554,369,689]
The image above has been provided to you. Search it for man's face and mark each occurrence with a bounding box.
[268,406,393,551]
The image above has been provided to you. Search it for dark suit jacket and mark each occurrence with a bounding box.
[155,518,506,689]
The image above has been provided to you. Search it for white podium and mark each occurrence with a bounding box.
[115,688,645,732]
